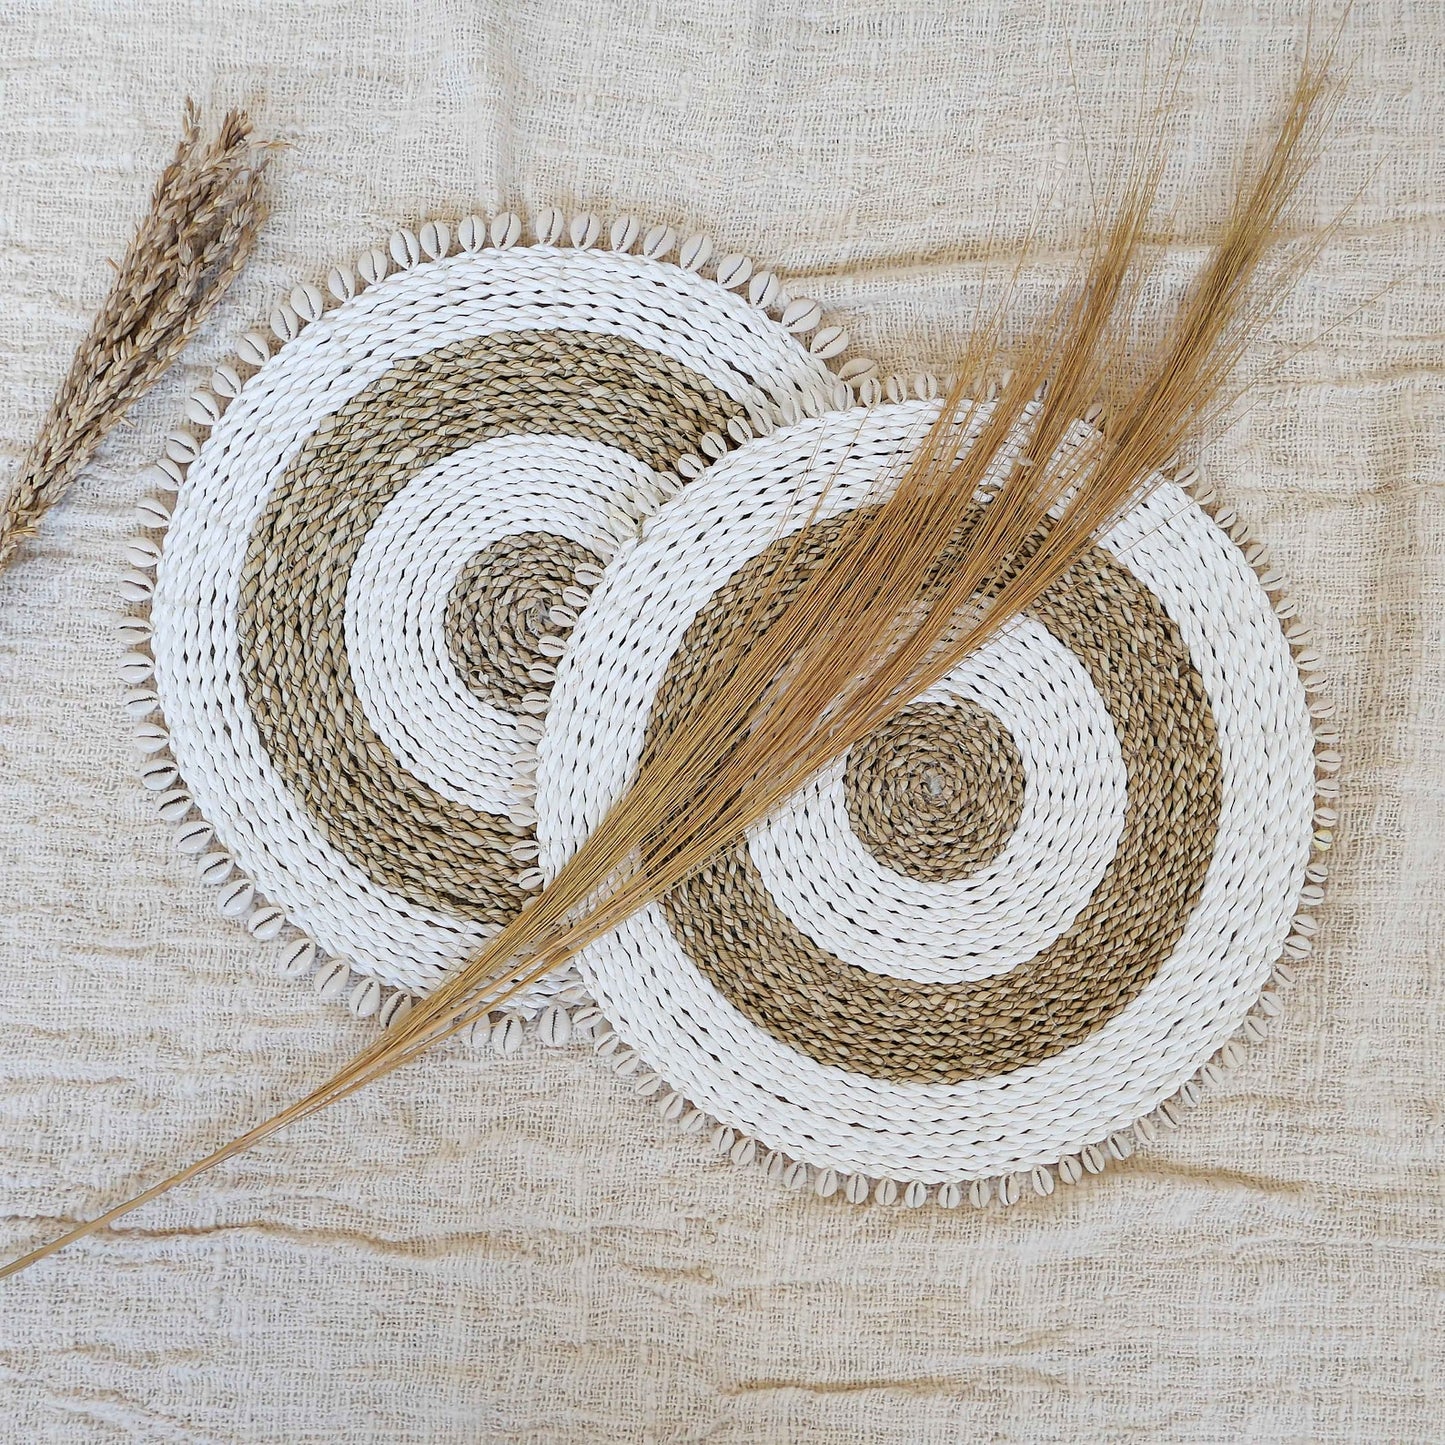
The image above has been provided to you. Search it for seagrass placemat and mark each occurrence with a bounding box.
[121,209,1335,1206]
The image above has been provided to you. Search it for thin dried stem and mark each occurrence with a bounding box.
[0,46,1341,1280]
[0,103,274,573]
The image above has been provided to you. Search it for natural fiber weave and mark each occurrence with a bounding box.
[537,401,1327,1192]
[124,212,1331,1200]
[844,699,1025,884]
[132,217,854,1015]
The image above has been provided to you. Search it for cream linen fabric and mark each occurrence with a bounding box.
[1,1,1441,1440]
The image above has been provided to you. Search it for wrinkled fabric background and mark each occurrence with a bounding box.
[1,1,1441,1440]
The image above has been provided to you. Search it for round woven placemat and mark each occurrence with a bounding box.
[123,210,864,1024]
[118,210,1338,1205]
[535,401,1336,1201]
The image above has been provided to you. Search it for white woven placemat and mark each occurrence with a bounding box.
[538,399,1327,1198]
[128,221,1330,1204]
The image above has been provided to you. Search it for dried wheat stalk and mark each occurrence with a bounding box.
[0,103,273,573]
[296,43,1339,1118]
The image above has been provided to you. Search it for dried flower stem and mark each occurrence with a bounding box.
[0,104,273,573]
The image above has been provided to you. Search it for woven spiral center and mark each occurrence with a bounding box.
[845,700,1025,883]
[446,533,602,710]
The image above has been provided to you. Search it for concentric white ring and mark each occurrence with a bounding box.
[347,435,669,813]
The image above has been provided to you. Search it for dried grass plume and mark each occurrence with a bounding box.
[0,40,1344,1280]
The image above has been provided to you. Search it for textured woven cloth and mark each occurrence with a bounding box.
[1,0,1441,1440]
